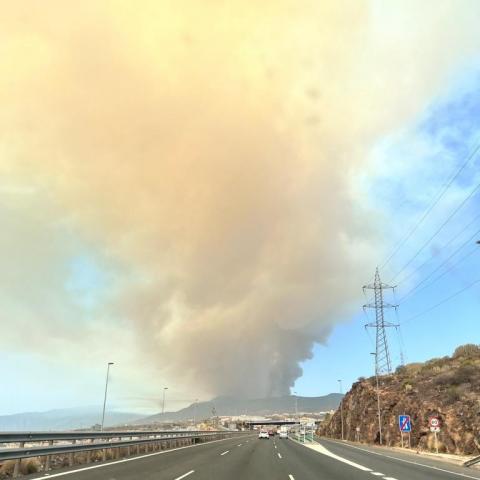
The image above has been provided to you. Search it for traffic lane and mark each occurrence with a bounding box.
[317,437,480,480]
[274,437,382,480]
[319,436,480,475]
[26,434,255,480]
[194,435,285,480]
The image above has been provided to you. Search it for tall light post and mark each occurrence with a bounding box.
[162,387,168,416]
[101,362,114,432]
[371,352,382,445]
[338,379,344,441]
[193,398,199,426]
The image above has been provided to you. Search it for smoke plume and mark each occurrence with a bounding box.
[0,1,479,399]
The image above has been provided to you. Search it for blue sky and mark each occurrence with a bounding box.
[295,66,480,398]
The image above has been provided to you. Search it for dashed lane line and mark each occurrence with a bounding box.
[371,473,385,476]
[220,450,230,456]
[174,471,195,480]
[289,475,295,480]
[277,453,282,459]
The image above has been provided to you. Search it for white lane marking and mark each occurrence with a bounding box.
[383,478,398,480]
[371,474,385,476]
[28,436,241,479]
[238,444,242,446]
[289,476,295,480]
[277,453,282,459]
[322,440,480,480]
[220,450,230,456]
[174,471,195,480]
[303,442,372,472]
[275,445,277,449]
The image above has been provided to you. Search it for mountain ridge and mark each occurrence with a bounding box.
[138,393,343,423]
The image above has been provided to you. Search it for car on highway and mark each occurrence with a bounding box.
[279,431,288,439]
[258,430,269,439]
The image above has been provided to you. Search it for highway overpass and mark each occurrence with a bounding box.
[243,420,300,427]
[23,434,480,480]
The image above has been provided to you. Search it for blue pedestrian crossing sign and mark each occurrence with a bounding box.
[399,415,411,432]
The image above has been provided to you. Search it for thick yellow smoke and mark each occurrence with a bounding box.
[0,1,479,398]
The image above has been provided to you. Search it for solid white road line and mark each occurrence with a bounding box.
[277,453,282,459]
[303,443,372,472]
[174,471,195,480]
[323,441,480,480]
[289,475,295,480]
[29,437,237,479]
[220,450,230,456]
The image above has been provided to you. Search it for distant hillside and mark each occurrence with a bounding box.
[320,344,480,455]
[0,406,144,431]
[138,394,342,424]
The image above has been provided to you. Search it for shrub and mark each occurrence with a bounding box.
[451,365,476,385]
[453,344,480,359]
[446,386,461,404]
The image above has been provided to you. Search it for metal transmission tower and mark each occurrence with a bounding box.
[363,267,398,375]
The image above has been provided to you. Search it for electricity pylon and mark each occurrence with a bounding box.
[363,267,398,375]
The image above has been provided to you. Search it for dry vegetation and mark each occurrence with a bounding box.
[320,344,480,455]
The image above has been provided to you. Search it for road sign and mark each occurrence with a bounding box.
[399,415,411,432]
[429,416,441,432]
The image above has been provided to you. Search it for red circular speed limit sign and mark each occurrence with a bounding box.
[429,417,440,428]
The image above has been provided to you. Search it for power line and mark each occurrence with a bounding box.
[398,226,480,302]
[396,210,480,286]
[399,245,479,304]
[403,276,480,324]
[393,289,405,366]
[390,179,480,283]
[380,137,480,270]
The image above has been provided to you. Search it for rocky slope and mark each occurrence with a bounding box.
[320,344,480,455]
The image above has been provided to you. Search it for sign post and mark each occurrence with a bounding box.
[429,417,441,454]
[399,415,411,448]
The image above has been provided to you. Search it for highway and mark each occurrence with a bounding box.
[26,434,480,480]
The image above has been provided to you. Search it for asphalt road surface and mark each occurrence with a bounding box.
[27,434,480,480]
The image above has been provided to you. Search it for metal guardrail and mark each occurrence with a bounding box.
[0,430,210,443]
[0,430,247,477]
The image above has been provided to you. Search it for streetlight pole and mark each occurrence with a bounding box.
[162,387,168,416]
[101,362,114,432]
[193,398,198,426]
[338,379,344,441]
[371,352,382,445]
